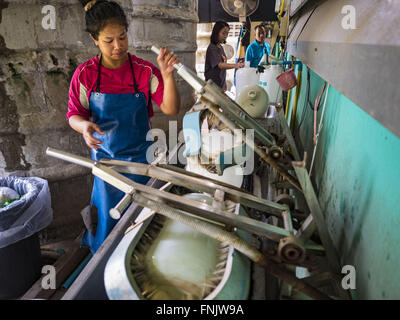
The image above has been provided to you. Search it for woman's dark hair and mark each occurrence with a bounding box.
[80,0,128,40]
[210,21,229,45]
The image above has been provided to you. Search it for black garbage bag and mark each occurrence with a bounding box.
[0,177,53,249]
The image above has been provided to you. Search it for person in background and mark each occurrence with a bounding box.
[204,21,244,90]
[245,24,271,68]
[67,0,180,253]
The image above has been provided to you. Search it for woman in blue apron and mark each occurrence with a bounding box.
[67,0,180,253]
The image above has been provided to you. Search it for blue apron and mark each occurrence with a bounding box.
[82,53,152,253]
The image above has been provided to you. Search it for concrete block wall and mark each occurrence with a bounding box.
[0,0,197,242]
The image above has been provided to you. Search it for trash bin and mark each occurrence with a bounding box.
[0,177,53,299]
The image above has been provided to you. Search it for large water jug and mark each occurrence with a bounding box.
[236,85,269,118]
[258,64,283,104]
[235,62,259,99]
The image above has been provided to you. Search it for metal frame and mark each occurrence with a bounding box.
[292,153,351,300]
[46,147,333,300]
[46,148,292,242]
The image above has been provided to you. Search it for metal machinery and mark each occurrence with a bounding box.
[45,42,353,300]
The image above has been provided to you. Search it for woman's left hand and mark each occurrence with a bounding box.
[157,48,179,77]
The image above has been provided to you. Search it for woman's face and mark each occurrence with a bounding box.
[92,22,129,63]
[218,26,229,44]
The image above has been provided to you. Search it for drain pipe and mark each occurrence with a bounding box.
[133,192,332,300]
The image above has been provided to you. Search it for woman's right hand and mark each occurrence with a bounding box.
[235,61,244,69]
[82,121,104,150]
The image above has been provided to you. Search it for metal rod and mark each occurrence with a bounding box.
[203,99,302,192]
[292,154,341,272]
[92,164,135,194]
[109,193,132,220]
[282,210,294,235]
[46,147,95,168]
[270,60,302,66]
[292,153,351,300]
[99,159,289,216]
[277,108,301,161]
[296,214,316,241]
[138,188,291,241]
[151,45,205,92]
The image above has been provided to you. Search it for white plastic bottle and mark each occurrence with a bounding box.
[236,85,269,118]
[258,64,283,104]
[235,61,259,100]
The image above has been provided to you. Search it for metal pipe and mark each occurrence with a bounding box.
[203,99,302,192]
[270,60,302,66]
[46,147,95,168]
[282,210,294,235]
[109,193,132,220]
[150,46,205,92]
[278,108,301,161]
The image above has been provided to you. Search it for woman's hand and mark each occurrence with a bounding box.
[82,121,104,150]
[218,61,244,70]
[235,61,244,69]
[154,48,180,116]
[68,115,104,150]
[157,48,179,77]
